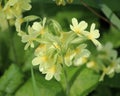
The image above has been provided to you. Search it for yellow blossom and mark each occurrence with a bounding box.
[32,17,46,34]
[3,0,31,19]
[44,64,62,81]
[70,18,88,36]
[21,26,39,50]
[85,23,102,49]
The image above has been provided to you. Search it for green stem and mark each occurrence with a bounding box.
[62,56,70,96]
[31,66,38,96]
[63,66,70,96]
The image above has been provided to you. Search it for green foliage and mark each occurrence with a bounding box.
[15,71,65,96]
[70,68,100,96]
[0,64,24,96]
[0,0,120,96]
[100,4,120,30]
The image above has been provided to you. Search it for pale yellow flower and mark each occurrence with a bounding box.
[3,0,31,19]
[106,57,120,77]
[21,26,39,50]
[85,23,102,49]
[32,54,49,72]
[73,49,90,66]
[70,18,88,36]
[86,61,96,68]
[32,49,61,81]
[44,64,62,81]
[64,44,90,66]
[73,44,90,66]
[34,44,47,56]
[64,49,76,66]
[32,17,46,34]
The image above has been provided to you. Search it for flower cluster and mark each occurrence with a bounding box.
[16,17,103,81]
[0,0,31,31]
[86,42,120,81]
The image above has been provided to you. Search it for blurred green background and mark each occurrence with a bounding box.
[0,0,120,96]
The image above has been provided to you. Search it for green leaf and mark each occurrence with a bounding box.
[0,64,24,95]
[15,71,65,96]
[70,67,100,96]
[15,79,34,96]
[100,4,120,30]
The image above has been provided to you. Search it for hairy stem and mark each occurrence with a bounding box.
[31,66,39,96]
[62,56,70,96]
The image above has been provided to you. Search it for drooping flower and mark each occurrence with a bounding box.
[64,49,76,66]
[92,42,120,81]
[73,49,90,66]
[21,26,39,50]
[64,44,90,66]
[34,44,47,56]
[44,64,62,81]
[73,44,90,66]
[32,46,62,81]
[70,18,88,36]
[3,0,31,19]
[105,56,120,78]
[85,23,102,49]
[86,61,96,68]
[32,54,49,72]
[32,17,46,34]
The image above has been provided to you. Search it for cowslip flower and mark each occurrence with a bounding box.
[32,17,46,35]
[32,48,61,81]
[99,59,120,81]
[73,44,90,66]
[86,61,96,68]
[86,60,101,72]
[34,44,47,56]
[73,49,90,66]
[3,0,31,19]
[21,26,39,50]
[44,64,62,81]
[105,57,120,77]
[32,54,49,72]
[64,44,90,66]
[70,18,88,36]
[96,42,120,81]
[64,49,76,66]
[85,23,102,49]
